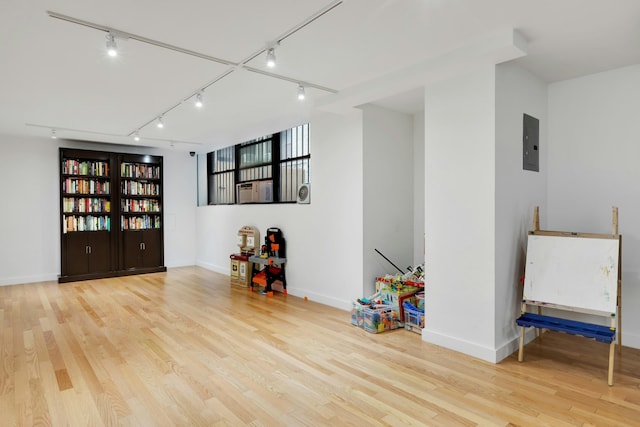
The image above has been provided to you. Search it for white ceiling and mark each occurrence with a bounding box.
[1,0,639,152]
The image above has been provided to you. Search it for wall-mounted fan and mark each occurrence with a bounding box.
[297,183,310,204]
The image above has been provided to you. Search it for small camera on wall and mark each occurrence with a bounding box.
[189,151,195,157]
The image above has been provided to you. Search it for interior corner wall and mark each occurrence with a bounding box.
[494,62,548,361]
[547,64,640,349]
[155,147,198,268]
[0,135,197,286]
[423,65,497,362]
[0,135,60,284]
[195,110,365,310]
[361,104,415,296]
[413,112,425,266]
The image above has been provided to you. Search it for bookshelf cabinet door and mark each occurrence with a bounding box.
[64,232,91,276]
[122,231,144,270]
[63,231,110,276]
[141,229,162,268]
[87,232,111,273]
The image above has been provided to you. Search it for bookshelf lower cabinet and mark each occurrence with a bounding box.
[62,231,111,278]
[122,229,163,270]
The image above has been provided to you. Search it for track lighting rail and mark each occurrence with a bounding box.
[45,1,342,142]
[47,11,234,66]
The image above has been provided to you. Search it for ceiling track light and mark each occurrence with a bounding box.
[133,130,140,141]
[106,32,117,57]
[266,48,276,68]
[51,129,57,139]
[46,5,345,142]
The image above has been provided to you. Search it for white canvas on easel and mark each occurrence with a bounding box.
[523,234,619,315]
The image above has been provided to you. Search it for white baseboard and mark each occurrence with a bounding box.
[0,273,58,286]
[165,260,198,268]
[286,288,352,311]
[421,327,538,363]
[195,260,228,275]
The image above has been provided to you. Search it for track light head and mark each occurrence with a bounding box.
[106,32,117,57]
[266,48,276,68]
[156,116,164,128]
[297,84,306,100]
[51,129,57,139]
[195,92,203,108]
[133,130,140,141]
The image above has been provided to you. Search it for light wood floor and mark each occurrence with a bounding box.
[1,267,640,426]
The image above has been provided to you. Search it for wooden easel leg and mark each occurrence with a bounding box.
[518,326,525,362]
[617,293,622,354]
[537,306,543,339]
[608,340,615,386]
[613,207,622,354]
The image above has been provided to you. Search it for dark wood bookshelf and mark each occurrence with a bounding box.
[59,148,166,283]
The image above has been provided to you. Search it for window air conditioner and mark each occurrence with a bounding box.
[236,180,273,204]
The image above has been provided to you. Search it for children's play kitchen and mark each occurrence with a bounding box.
[230,226,286,296]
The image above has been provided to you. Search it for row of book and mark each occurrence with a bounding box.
[121,163,160,179]
[121,199,161,213]
[62,160,109,177]
[63,198,111,213]
[63,215,111,233]
[63,178,110,195]
[121,181,160,196]
[121,215,162,230]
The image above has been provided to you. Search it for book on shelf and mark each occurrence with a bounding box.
[62,159,109,177]
[121,163,161,179]
[63,215,111,233]
[121,214,161,230]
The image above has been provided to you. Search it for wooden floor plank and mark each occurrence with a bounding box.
[1,267,640,426]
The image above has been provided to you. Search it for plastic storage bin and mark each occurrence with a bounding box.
[403,301,424,334]
[362,304,401,333]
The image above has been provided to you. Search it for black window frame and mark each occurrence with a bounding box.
[207,123,310,205]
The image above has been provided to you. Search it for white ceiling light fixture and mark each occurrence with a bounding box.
[133,130,140,141]
[266,48,276,68]
[51,129,57,139]
[297,84,306,100]
[195,92,203,108]
[156,116,164,128]
[106,32,117,57]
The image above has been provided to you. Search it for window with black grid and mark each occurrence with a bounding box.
[206,123,310,205]
[238,135,273,182]
[279,124,310,202]
[207,146,235,205]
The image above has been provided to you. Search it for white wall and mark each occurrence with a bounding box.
[413,112,425,267]
[547,64,640,349]
[361,104,415,295]
[196,110,365,309]
[0,135,197,285]
[158,148,198,268]
[0,135,60,284]
[494,62,548,360]
[423,65,498,361]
